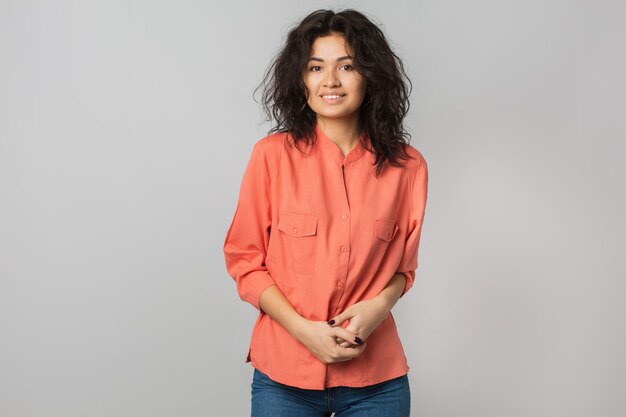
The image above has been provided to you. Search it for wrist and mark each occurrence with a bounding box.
[286,314,309,341]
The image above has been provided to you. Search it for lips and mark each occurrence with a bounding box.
[320,93,346,103]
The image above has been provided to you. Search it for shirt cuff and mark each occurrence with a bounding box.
[398,270,416,297]
[236,270,277,311]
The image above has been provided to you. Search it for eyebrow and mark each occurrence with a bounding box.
[308,55,353,62]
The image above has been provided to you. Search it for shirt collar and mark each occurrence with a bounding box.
[314,123,369,166]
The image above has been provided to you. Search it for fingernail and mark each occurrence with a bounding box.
[327,319,335,325]
[354,337,363,345]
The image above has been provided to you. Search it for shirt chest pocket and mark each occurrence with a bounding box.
[277,213,318,274]
[374,218,399,241]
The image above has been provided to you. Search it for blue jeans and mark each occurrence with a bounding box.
[251,368,411,417]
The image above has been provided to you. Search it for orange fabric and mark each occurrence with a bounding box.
[223,125,428,389]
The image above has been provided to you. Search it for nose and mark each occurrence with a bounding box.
[323,70,341,88]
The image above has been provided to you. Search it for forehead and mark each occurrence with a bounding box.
[310,33,353,58]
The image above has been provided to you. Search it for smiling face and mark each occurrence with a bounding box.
[303,33,367,127]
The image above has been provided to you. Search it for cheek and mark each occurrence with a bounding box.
[358,84,366,99]
[355,83,367,104]
[303,79,316,99]
[358,79,367,96]
[352,76,366,98]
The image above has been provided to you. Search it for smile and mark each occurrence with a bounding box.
[320,94,346,103]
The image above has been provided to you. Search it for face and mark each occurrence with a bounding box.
[303,33,366,125]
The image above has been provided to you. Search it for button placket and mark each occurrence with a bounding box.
[329,163,353,315]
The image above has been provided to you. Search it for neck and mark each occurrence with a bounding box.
[316,116,361,151]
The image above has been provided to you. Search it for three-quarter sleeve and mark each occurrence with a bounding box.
[396,155,429,297]
[223,141,276,311]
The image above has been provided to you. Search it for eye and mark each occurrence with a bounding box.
[340,64,355,71]
[309,65,321,72]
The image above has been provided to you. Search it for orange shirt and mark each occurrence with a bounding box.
[223,125,428,389]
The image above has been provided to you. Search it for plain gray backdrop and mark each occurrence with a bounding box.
[1,1,624,416]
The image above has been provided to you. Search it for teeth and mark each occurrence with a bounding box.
[323,95,342,99]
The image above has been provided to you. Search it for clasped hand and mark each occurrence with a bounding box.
[295,296,391,364]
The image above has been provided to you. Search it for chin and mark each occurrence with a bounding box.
[312,108,359,120]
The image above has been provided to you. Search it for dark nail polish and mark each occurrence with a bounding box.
[327,319,335,325]
[354,337,363,345]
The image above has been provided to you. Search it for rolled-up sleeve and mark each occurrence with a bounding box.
[396,154,429,297]
[224,142,276,311]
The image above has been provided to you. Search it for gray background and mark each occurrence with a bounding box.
[1,1,624,416]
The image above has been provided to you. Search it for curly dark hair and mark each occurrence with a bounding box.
[255,9,414,176]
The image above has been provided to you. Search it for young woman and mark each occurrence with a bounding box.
[224,9,428,417]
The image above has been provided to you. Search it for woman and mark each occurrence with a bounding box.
[224,9,428,417]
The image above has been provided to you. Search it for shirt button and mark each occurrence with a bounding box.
[292,228,298,234]
[340,245,348,252]
[341,214,348,220]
